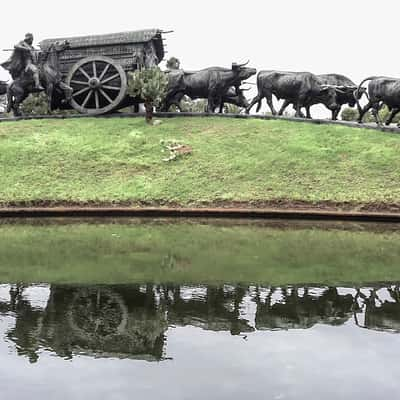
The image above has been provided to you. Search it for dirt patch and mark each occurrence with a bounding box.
[0,199,399,214]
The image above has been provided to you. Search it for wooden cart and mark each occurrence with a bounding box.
[40,29,165,115]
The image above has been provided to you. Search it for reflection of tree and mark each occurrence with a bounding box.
[255,287,355,330]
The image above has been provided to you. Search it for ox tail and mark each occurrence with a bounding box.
[354,77,376,116]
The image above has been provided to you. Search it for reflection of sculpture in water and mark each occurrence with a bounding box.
[255,286,355,330]
[355,286,400,333]
[2,283,400,363]
[163,284,254,335]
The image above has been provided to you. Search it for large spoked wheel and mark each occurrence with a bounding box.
[66,56,127,115]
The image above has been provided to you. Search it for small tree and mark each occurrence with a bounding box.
[341,107,358,121]
[127,67,168,124]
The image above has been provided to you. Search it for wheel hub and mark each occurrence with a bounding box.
[89,77,101,89]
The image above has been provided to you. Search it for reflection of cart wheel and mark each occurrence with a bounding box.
[66,56,127,115]
[68,288,128,339]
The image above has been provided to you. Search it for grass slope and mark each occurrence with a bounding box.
[0,221,399,285]
[0,117,399,206]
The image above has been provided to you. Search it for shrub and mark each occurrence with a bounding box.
[127,67,168,124]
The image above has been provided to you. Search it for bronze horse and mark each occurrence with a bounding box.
[7,40,73,116]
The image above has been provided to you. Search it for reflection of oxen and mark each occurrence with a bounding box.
[255,287,355,330]
[162,63,257,113]
[164,285,254,335]
[355,287,400,333]
[246,70,342,118]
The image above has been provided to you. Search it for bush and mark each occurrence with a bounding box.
[341,107,358,121]
[20,93,49,115]
[127,67,168,124]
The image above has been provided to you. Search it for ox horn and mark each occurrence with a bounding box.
[240,87,252,92]
[237,60,250,67]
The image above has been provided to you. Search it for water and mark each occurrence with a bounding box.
[0,220,399,399]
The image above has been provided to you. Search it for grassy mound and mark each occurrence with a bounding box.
[0,117,399,207]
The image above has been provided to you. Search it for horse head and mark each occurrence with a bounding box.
[50,40,70,53]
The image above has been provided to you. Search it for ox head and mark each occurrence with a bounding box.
[330,85,362,107]
[318,85,339,111]
[236,87,251,108]
[224,86,251,108]
[232,61,257,81]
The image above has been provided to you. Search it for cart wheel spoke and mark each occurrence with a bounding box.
[94,91,100,109]
[79,67,91,80]
[101,73,120,85]
[93,61,97,78]
[71,80,88,86]
[99,64,110,81]
[102,85,120,91]
[82,90,93,108]
[73,86,91,98]
[99,89,114,104]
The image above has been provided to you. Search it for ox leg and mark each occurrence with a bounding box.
[266,95,277,115]
[306,106,312,119]
[295,101,304,118]
[371,104,382,126]
[246,95,261,114]
[332,106,341,121]
[357,102,373,123]
[278,100,291,116]
[385,108,400,126]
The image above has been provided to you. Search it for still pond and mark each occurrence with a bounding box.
[0,219,399,399]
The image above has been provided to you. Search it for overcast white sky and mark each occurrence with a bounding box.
[0,0,397,115]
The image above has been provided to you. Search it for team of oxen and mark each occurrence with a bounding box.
[162,63,400,126]
[1,59,400,126]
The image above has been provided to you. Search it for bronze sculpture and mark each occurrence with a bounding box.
[2,33,44,91]
[356,76,400,126]
[6,40,72,116]
[162,62,256,113]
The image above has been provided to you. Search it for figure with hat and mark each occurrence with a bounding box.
[1,33,44,91]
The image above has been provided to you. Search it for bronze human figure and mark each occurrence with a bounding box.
[2,33,44,91]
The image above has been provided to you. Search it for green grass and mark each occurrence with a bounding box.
[0,221,399,285]
[0,117,399,205]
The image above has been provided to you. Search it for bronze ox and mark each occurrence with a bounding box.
[162,62,257,113]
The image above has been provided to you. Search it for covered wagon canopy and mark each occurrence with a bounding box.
[40,29,165,63]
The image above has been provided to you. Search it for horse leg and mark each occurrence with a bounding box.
[46,84,53,114]
[6,87,13,114]
[59,82,73,104]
